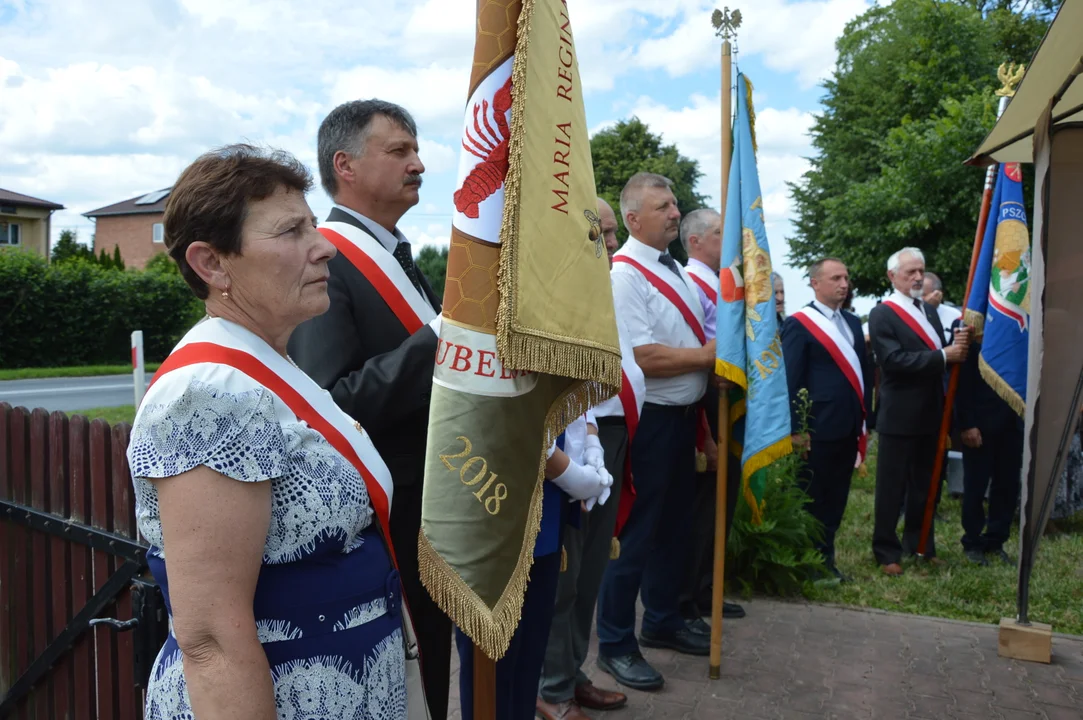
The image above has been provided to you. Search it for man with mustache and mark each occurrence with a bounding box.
[867,247,969,576]
[595,173,716,691]
[289,99,450,718]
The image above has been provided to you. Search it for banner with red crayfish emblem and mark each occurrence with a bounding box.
[419,0,621,660]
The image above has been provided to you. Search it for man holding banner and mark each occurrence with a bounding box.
[596,172,715,691]
[868,248,969,575]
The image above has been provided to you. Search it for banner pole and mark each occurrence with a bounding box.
[709,14,735,680]
[916,93,1010,557]
[473,645,496,720]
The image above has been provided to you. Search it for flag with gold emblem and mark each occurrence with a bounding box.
[419,0,621,660]
[716,72,792,524]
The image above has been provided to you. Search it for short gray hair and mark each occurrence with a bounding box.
[771,271,784,289]
[924,271,943,291]
[887,247,925,273]
[317,99,418,197]
[619,172,673,225]
[679,208,720,253]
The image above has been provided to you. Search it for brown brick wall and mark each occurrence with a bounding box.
[93,213,166,269]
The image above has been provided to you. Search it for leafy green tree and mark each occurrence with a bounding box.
[590,118,709,261]
[112,245,125,271]
[145,252,179,275]
[97,247,114,270]
[50,229,96,264]
[415,245,449,299]
[788,0,1054,298]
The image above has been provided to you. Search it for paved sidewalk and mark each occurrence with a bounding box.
[448,599,1083,719]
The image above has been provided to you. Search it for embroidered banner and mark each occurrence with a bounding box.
[419,0,621,661]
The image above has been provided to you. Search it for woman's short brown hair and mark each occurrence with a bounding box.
[164,144,313,299]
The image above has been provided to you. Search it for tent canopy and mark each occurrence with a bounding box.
[968,0,1083,166]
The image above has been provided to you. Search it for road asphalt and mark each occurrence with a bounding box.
[0,375,149,413]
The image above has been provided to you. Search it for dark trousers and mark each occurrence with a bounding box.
[678,452,740,619]
[961,424,1023,553]
[457,543,563,719]
[872,433,939,564]
[798,436,859,568]
[596,403,698,657]
[390,482,451,719]
[539,420,626,702]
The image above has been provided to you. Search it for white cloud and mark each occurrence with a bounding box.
[327,64,469,136]
[633,0,869,88]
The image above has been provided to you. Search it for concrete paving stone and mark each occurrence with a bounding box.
[822,683,871,715]
[992,711,1044,720]
[946,670,992,691]
[739,690,786,718]
[1035,703,1083,720]
[782,688,828,713]
[657,677,709,706]
[909,692,955,717]
[1028,682,1080,709]
[690,698,744,720]
[649,699,697,719]
[950,687,998,714]
[904,673,952,698]
[988,686,1040,711]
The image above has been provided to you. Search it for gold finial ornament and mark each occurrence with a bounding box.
[996,62,1026,98]
[712,6,741,40]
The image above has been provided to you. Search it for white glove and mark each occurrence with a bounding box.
[551,460,606,502]
[583,434,605,470]
[582,461,614,511]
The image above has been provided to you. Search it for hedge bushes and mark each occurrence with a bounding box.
[0,251,203,368]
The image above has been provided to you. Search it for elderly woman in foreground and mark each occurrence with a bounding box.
[127,145,410,718]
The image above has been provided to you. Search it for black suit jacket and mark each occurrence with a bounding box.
[953,321,1021,436]
[288,208,441,487]
[781,304,874,442]
[868,299,946,436]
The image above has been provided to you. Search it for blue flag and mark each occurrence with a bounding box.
[964,162,1030,415]
[716,73,792,523]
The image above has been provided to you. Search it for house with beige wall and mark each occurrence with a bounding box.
[85,188,171,269]
[0,188,65,260]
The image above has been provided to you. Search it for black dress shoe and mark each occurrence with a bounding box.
[989,548,1012,565]
[596,652,664,691]
[640,626,710,656]
[724,600,746,618]
[965,549,989,566]
[685,617,711,636]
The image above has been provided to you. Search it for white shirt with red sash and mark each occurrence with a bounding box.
[685,257,719,340]
[611,236,707,406]
[791,305,869,465]
[319,205,438,334]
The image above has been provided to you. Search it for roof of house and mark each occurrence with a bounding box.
[84,188,172,218]
[0,188,65,211]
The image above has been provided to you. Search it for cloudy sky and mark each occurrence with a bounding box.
[0,0,875,311]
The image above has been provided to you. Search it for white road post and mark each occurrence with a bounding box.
[131,330,146,408]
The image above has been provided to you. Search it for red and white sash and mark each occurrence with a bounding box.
[792,307,868,464]
[142,319,397,556]
[319,220,437,335]
[686,262,719,307]
[612,255,706,345]
[883,297,942,351]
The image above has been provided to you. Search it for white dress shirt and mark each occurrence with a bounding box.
[935,303,962,346]
[611,236,708,406]
[812,298,855,347]
[595,291,647,418]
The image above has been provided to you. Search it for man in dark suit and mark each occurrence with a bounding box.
[782,258,873,581]
[955,322,1022,566]
[868,247,969,576]
[288,99,450,717]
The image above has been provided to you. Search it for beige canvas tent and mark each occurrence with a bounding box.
[969,0,1083,660]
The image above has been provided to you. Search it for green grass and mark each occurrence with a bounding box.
[72,405,137,426]
[0,364,160,381]
[805,438,1083,635]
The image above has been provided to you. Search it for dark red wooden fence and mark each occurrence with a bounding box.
[0,402,146,719]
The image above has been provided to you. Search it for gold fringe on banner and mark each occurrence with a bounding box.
[610,537,620,560]
[964,309,986,340]
[979,354,1025,417]
[745,76,758,158]
[494,0,622,393]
